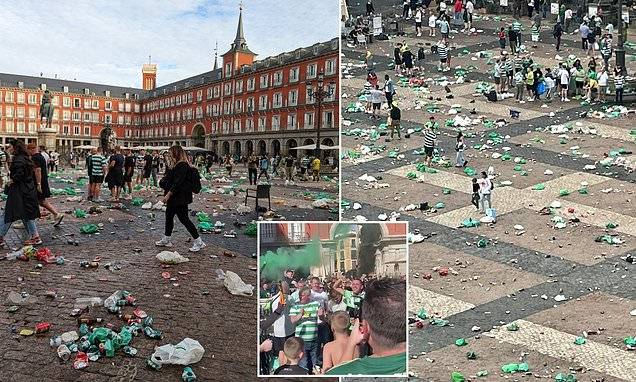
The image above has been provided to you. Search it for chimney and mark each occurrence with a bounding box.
[142,64,157,90]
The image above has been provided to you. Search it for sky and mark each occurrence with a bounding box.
[1,0,339,89]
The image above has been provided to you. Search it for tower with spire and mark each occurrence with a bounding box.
[221,3,256,78]
[213,41,219,71]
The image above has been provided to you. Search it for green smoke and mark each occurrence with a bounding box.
[260,239,322,281]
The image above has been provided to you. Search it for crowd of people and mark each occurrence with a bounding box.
[259,269,406,376]
[191,152,335,184]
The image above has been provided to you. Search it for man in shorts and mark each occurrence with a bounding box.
[123,148,135,199]
[134,150,144,185]
[28,144,63,226]
[423,118,437,166]
[88,147,107,203]
[143,150,153,187]
[388,102,401,141]
[368,85,383,120]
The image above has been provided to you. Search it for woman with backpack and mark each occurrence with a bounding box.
[155,145,206,252]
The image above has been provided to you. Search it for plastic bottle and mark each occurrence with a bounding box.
[79,323,89,336]
[103,291,122,309]
[74,297,103,309]
[50,336,62,348]
[57,344,71,361]
[143,326,163,339]
[123,346,138,357]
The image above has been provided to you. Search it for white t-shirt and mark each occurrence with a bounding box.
[369,89,382,103]
[311,290,328,324]
[478,177,492,195]
[415,10,422,23]
[41,151,50,164]
[466,1,474,14]
[560,69,570,85]
[545,77,555,89]
[565,9,573,19]
[429,15,437,27]
[598,71,609,86]
[270,293,295,338]
[440,2,447,11]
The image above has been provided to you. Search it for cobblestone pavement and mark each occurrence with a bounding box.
[343,3,635,381]
[0,166,337,381]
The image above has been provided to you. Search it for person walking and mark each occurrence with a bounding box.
[123,148,135,199]
[388,102,401,141]
[224,154,233,177]
[498,27,507,50]
[311,156,321,181]
[369,85,383,120]
[527,0,534,18]
[455,132,467,167]
[515,68,525,102]
[414,7,423,36]
[247,152,258,185]
[559,64,571,101]
[28,144,63,226]
[508,25,518,55]
[465,0,474,30]
[258,154,270,180]
[393,43,403,75]
[512,18,523,46]
[553,21,563,51]
[383,74,396,108]
[477,171,493,213]
[614,67,624,104]
[423,119,437,167]
[284,154,295,181]
[579,21,590,51]
[600,35,612,69]
[150,150,160,187]
[105,146,125,203]
[88,147,107,203]
[156,145,206,252]
[0,140,41,247]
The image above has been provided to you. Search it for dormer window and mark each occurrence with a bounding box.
[225,63,232,77]
[84,88,90,95]
[63,86,69,93]
[18,81,24,88]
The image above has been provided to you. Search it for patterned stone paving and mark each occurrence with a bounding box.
[342,2,635,380]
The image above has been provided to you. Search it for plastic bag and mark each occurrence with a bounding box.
[150,338,205,366]
[131,198,145,206]
[464,167,476,176]
[156,251,190,264]
[244,223,257,237]
[80,224,98,234]
[532,183,545,190]
[223,271,254,296]
[74,209,87,218]
[461,218,481,228]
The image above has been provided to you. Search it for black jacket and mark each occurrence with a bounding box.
[4,154,40,223]
[160,161,193,207]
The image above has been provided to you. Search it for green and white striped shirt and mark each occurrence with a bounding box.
[512,20,522,32]
[89,154,107,176]
[289,301,321,342]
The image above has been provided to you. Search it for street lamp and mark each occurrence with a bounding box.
[306,70,335,158]
[615,0,626,74]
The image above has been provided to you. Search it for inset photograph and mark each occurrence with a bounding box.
[257,222,408,377]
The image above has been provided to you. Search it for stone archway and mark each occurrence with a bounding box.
[258,140,267,155]
[222,141,230,155]
[234,141,241,156]
[272,140,281,156]
[303,138,315,156]
[192,123,205,148]
[246,140,254,155]
[287,139,298,157]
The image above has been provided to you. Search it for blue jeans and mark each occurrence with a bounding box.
[298,340,319,371]
[0,217,38,238]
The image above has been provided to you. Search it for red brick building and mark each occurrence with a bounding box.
[0,8,339,158]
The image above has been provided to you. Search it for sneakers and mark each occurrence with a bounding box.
[24,236,43,246]
[189,237,206,252]
[155,236,173,247]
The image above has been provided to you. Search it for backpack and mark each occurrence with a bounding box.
[189,166,202,194]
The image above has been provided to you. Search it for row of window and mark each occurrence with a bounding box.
[0,121,91,136]
[0,106,141,125]
[145,58,337,113]
[142,85,336,125]
[126,110,335,140]
[0,91,140,112]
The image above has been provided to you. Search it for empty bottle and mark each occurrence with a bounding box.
[74,297,103,310]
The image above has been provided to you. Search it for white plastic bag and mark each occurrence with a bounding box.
[156,251,190,264]
[150,338,205,366]
[141,202,153,209]
[223,271,254,296]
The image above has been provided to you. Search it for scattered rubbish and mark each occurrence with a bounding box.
[156,251,190,264]
[223,271,254,296]
[149,338,205,367]
[501,363,529,373]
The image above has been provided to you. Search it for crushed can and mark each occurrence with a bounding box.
[122,346,138,357]
[146,357,161,371]
[67,343,79,353]
[35,322,51,334]
[182,366,197,381]
[72,352,89,369]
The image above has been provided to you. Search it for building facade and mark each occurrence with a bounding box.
[0,8,339,158]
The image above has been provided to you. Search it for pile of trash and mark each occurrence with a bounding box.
[4,246,65,265]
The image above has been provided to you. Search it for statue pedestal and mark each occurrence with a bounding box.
[37,128,58,152]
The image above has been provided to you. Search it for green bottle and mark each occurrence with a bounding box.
[79,323,89,336]
[104,339,115,358]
